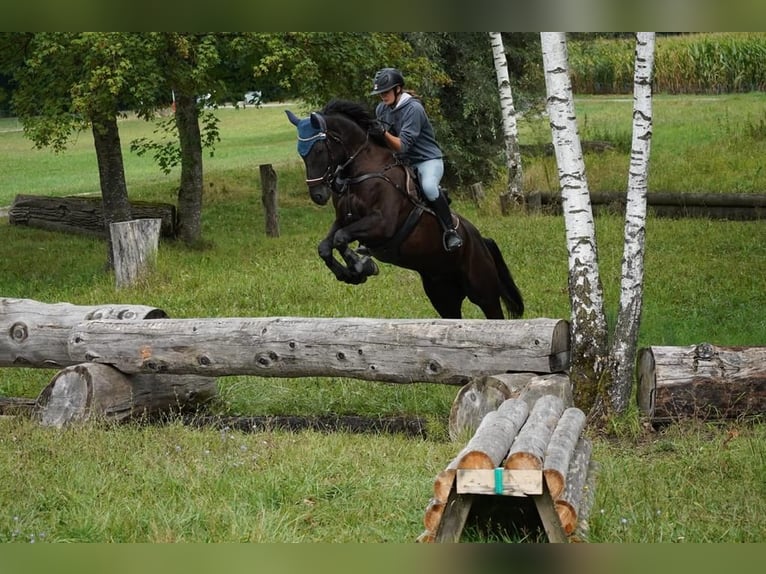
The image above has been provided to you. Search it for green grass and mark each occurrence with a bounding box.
[0,96,765,542]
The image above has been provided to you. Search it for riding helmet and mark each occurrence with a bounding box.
[370,68,405,95]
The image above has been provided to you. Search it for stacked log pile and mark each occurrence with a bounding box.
[419,394,595,543]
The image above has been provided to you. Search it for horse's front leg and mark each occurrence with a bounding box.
[332,223,379,278]
[318,224,369,285]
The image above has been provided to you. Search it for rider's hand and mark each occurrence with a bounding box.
[369,119,388,138]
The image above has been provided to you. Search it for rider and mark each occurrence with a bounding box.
[369,67,463,252]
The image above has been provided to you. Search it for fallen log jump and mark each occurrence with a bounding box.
[2,298,571,428]
[66,316,571,384]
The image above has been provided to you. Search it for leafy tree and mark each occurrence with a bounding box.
[2,32,163,267]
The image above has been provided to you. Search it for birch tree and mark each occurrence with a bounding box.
[540,32,609,417]
[489,32,524,207]
[608,32,656,413]
[541,32,657,422]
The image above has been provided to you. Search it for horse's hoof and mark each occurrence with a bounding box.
[353,255,379,277]
[362,257,379,276]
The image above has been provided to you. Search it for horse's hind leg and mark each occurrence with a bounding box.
[420,274,464,319]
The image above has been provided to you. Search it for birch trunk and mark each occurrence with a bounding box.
[489,32,524,207]
[608,32,655,414]
[540,32,608,415]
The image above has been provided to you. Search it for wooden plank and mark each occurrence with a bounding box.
[434,488,474,543]
[533,486,568,543]
[456,469,542,496]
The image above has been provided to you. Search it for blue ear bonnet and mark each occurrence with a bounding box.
[286,110,327,157]
[296,117,325,157]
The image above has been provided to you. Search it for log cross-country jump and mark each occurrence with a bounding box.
[67,316,570,383]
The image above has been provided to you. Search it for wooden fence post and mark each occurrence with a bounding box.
[260,164,280,237]
[109,218,161,289]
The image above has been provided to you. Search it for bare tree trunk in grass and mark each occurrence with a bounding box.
[92,115,132,270]
[541,32,609,419]
[174,92,204,246]
[608,32,655,414]
[489,32,524,209]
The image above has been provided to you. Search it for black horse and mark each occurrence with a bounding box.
[286,99,523,320]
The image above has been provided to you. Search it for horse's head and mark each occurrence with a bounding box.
[286,102,374,206]
[286,109,338,206]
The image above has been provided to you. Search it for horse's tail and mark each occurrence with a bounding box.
[483,237,524,319]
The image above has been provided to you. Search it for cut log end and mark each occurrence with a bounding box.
[504,451,542,470]
[544,469,566,500]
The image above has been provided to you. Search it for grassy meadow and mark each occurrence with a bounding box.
[0,96,765,543]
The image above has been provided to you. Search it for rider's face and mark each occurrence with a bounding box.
[379,88,396,106]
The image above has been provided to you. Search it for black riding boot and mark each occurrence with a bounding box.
[429,192,463,252]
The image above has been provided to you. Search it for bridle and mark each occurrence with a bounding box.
[303,125,369,191]
[304,127,407,199]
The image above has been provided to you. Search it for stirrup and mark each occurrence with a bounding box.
[443,230,463,252]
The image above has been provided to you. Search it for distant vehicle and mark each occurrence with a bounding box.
[196,93,214,109]
[244,90,262,106]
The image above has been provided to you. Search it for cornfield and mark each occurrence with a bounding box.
[568,32,766,94]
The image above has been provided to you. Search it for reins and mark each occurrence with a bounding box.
[305,121,411,198]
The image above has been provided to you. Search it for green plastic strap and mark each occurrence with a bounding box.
[494,467,503,495]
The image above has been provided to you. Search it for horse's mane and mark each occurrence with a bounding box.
[321,99,375,129]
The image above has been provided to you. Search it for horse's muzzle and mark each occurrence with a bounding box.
[309,185,331,206]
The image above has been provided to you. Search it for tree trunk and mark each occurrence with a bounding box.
[91,115,132,269]
[637,344,766,423]
[489,32,524,209]
[174,91,204,245]
[541,32,609,419]
[608,32,655,415]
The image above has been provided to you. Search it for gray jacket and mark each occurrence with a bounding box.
[375,93,442,164]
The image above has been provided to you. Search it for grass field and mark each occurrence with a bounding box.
[0,95,764,543]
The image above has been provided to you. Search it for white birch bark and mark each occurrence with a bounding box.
[540,32,608,412]
[489,32,523,204]
[608,32,656,413]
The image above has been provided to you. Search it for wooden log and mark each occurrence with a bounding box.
[68,317,571,383]
[259,164,280,237]
[0,298,167,369]
[505,394,565,470]
[637,343,766,423]
[517,373,573,409]
[34,362,217,428]
[448,376,511,441]
[554,437,593,536]
[8,194,177,238]
[452,399,529,469]
[525,191,765,221]
[543,407,587,499]
[0,396,37,416]
[110,218,161,289]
